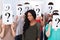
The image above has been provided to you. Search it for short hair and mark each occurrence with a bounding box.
[53,10,59,15]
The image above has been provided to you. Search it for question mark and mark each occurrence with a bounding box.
[18,7,22,15]
[5,5,10,11]
[36,8,40,16]
[36,8,40,13]
[55,18,60,27]
[49,6,53,13]
[5,12,10,22]
[25,7,29,11]
[49,6,52,10]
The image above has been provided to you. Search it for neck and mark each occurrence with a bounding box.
[30,20,36,23]
[30,20,36,26]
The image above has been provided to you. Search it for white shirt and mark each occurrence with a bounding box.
[16,17,24,36]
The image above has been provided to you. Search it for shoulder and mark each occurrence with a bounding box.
[45,24,50,30]
[36,22,40,27]
[46,24,49,27]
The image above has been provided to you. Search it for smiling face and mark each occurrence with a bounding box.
[27,12,35,22]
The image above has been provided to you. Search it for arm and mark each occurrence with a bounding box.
[45,22,52,37]
[11,22,16,37]
[0,24,5,38]
[37,23,40,40]
[11,15,18,37]
[46,25,50,37]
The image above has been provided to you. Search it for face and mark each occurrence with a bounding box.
[27,12,34,22]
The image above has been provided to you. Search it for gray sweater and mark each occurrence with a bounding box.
[16,17,24,36]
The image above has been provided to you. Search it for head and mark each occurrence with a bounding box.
[23,10,36,33]
[25,10,36,22]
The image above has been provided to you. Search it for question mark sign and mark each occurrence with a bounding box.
[36,8,40,15]
[18,7,22,15]
[5,6,10,11]
[49,6,52,10]
[55,18,60,27]
[36,8,40,13]
[5,12,10,22]
[25,7,29,11]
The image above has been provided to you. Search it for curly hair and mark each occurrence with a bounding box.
[23,10,36,34]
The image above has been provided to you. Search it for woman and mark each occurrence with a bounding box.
[11,15,25,40]
[1,17,15,40]
[23,10,40,40]
[45,13,60,40]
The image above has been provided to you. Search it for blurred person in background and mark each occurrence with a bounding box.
[45,12,60,40]
[11,15,25,40]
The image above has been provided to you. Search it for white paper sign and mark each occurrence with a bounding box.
[30,1,42,17]
[33,5,41,17]
[52,15,60,31]
[16,4,25,16]
[2,4,13,25]
[47,2,54,14]
[3,4,11,11]
[24,4,32,12]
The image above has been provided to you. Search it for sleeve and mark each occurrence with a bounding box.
[45,24,52,37]
[36,23,40,38]
[45,24,49,32]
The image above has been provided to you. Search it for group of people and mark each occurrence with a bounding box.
[0,10,44,40]
[0,9,60,40]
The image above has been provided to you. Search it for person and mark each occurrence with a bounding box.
[36,14,45,40]
[11,15,25,40]
[23,10,40,40]
[45,13,60,40]
[0,15,15,40]
[1,17,15,40]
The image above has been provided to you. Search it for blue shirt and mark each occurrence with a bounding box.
[45,24,60,40]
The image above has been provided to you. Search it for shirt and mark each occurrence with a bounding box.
[16,17,24,36]
[45,24,60,40]
[24,23,40,40]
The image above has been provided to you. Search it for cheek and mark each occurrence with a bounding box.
[28,16,34,20]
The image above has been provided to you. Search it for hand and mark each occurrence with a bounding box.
[11,23,15,29]
[1,24,6,30]
[15,16,18,22]
[37,38,40,40]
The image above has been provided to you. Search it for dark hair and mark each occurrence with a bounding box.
[23,10,36,34]
[25,10,36,19]
[0,15,2,19]
[53,10,59,15]
[48,19,52,23]
[48,2,54,5]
